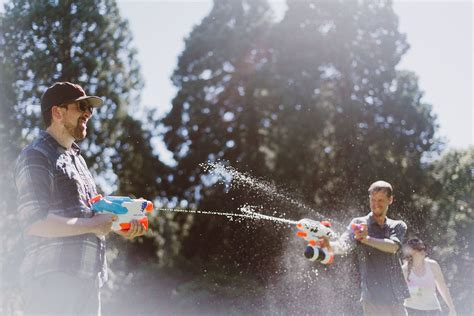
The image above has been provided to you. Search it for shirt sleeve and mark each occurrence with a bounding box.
[389,221,407,248]
[332,222,357,255]
[14,148,54,231]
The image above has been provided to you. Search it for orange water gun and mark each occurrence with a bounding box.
[296,219,336,265]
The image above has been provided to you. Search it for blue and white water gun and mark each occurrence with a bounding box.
[90,195,153,231]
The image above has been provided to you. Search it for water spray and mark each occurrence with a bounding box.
[158,205,338,265]
[157,205,297,226]
[158,161,345,265]
[201,161,347,230]
[202,162,316,215]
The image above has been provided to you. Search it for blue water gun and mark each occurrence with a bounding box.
[90,195,153,231]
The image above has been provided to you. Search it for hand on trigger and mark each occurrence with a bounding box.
[116,220,147,239]
[316,237,330,249]
[354,226,368,241]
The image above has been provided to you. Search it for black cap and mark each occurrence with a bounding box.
[41,82,104,113]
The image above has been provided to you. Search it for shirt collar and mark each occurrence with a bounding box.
[367,212,387,226]
[70,142,81,155]
[40,130,81,155]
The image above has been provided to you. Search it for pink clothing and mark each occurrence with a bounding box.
[404,259,441,311]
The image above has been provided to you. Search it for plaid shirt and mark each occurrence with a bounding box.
[14,131,107,285]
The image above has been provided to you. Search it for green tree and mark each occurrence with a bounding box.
[424,147,473,314]
[162,0,278,272]
[267,1,439,217]
[162,0,442,314]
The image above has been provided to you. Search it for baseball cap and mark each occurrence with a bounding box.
[41,82,104,113]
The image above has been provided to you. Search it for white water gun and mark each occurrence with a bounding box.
[296,219,335,265]
[90,195,153,231]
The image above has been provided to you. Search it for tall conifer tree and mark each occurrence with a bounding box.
[162,0,279,271]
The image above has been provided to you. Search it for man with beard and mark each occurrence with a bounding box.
[14,82,146,315]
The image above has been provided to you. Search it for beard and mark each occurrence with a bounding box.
[64,117,87,140]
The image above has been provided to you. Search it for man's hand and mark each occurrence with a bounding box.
[90,213,117,237]
[115,220,147,239]
[316,236,331,249]
[353,226,368,241]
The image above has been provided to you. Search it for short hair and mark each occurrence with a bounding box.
[368,180,393,197]
[42,108,53,127]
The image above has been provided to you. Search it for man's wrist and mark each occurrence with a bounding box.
[75,217,98,235]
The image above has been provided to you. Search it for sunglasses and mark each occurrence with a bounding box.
[58,100,94,114]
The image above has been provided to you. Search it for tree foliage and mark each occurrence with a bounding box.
[0,0,168,194]
[162,0,279,271]
[267,1,440,217]
[163,0,440,268]
[425,148,473,314]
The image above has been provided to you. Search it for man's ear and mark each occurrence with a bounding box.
[389,195,394,205]
[51,106,63,122]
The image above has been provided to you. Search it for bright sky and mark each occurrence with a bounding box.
[1,0,472,152]
[393,1,473,150]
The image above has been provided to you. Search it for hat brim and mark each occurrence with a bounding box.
[75,96,104,108]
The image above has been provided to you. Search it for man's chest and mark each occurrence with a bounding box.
[54,153,96,202]
[368,223,391,239]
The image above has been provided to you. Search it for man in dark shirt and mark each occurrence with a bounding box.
[327,181,410,316]
[14,82,146,315]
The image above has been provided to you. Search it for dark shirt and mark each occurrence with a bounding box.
[14,131,107,285]
[341,212,410,304]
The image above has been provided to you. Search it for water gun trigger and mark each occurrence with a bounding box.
[119,222,131,231]
[140,217,149,230]
[118,218,149,232]
[90,194,103,204]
